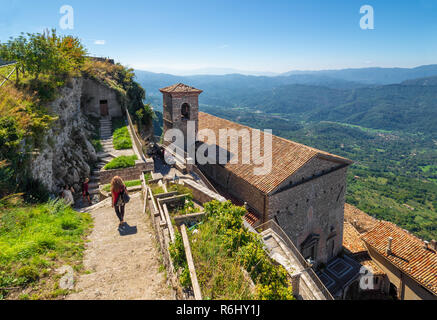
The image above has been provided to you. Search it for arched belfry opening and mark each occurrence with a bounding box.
[181,103,190,120]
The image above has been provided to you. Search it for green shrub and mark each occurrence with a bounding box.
[104,155,137,170]
[91,139,103,153]
[170,200,295,300]
[112,118,132,150]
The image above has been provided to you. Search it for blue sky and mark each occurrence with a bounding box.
[1,0,437,74]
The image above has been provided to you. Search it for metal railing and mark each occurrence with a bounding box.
[256,220,334,300]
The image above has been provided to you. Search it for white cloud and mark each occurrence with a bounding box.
[218,44,229,49]
[94,40,106,45]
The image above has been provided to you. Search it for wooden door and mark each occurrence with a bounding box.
[100,100,108,116]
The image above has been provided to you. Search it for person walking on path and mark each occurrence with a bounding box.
[111,176,129,228]
[82,178,92,205]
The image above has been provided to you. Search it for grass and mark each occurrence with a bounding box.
[169,201,294,300]
[144,172,152,184]
[150,184,165,196]
[104,155,138,170]
[167,184,193,198]
[102,179,142,192]
[0,199,92,300]
[112,118,132,150]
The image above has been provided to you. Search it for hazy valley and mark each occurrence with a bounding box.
[138,65,437,241]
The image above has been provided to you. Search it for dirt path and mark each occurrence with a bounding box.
[67,193,174,300]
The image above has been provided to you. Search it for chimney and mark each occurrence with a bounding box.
[386,237,393,255]
[424,241,430,250]
[431,240,437,251]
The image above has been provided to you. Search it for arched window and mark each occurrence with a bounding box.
[181,103,190,120]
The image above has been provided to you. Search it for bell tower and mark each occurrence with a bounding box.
[160,83,202,153]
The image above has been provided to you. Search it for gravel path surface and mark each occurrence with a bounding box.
[67,193,174,300]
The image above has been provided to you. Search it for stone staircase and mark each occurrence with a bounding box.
[261,229,332,300]
[88,118,116,198]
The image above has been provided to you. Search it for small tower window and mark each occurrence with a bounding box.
[181,103,190,120]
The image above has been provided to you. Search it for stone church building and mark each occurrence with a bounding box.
[160,83,353,266]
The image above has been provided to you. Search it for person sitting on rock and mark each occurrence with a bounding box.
[63,185,75,206]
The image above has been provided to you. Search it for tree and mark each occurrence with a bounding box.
[0,29,87,80]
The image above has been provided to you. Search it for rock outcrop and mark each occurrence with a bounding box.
[30,78,99,194]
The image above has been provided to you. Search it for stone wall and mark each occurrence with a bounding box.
[182,179,226,205]
[99,160,154,185]
[31,78,98,193]
[198,163,266,216]
[269,162,349,266]
[81,78,123,118]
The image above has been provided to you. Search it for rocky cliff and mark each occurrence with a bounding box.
[30,78,99,194]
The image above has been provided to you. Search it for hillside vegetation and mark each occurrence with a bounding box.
[170,201,295,300]
[0,30,153,299]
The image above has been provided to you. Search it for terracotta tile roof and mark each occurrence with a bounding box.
[359,258,386,276]
[344,204,378,234]
[343,222,367,254]
[361,221,437,295]
[244,212,260,227]
[160,83,203,94]
[198,112,353,194]
[343,221,386,276]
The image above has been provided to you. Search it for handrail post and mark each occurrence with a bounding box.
[180,224,202,300]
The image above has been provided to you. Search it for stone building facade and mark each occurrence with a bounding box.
[81,78,123,118]
[160,83,353,266]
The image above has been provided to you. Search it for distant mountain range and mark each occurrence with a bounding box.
[281,65,437,85]
[135,65,437,135]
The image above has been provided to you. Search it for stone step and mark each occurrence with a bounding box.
[100,157,112,164]
[88,182,99,189]
[89,188,100,195]
[90,176,100,183]
[96,163,106,169]
[92,171,101,176]
[97,152,112,159]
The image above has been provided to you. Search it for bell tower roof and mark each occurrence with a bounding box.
[159,83,203,94]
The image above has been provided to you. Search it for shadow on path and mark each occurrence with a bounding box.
[118,223,138,236]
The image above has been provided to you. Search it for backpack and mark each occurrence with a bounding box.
[116,187,130,206]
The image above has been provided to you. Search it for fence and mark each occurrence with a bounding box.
[256,220,334,300]
[0,64,17,88]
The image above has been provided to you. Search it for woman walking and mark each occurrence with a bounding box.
[111,176,129,228]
